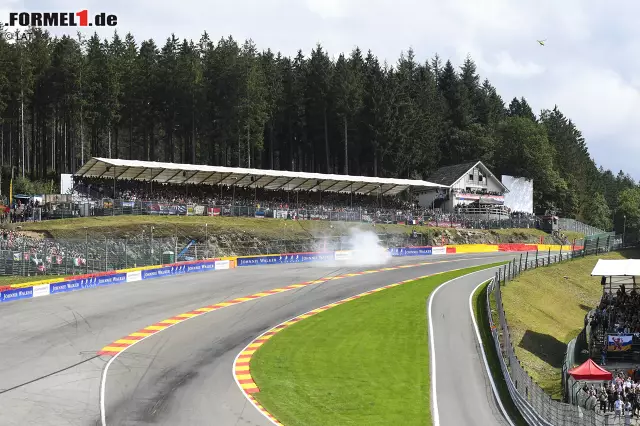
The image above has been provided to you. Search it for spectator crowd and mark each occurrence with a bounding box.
[578,371,640,424]
[72,177,539,230]
[589,284,640,347]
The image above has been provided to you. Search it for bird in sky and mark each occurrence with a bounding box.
[537,39,546,46]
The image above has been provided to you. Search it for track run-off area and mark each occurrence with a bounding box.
[0,251,528,426]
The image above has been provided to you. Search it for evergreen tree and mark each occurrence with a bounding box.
[0,31,633,229]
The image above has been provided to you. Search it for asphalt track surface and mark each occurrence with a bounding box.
[431,269,512,426]
[0,252,523,426]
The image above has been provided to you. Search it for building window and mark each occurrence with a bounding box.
[468,173,474,181]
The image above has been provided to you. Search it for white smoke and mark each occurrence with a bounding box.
[315,226,391,267]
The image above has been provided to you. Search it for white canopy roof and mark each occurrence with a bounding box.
[591,259,640,277]
[74,157,447,196]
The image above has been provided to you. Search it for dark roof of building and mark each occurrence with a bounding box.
[426,162,479,186]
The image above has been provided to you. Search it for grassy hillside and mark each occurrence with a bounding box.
[501,249,639,399]
[8,215,560,244]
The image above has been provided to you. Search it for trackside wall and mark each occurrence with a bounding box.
[0,243,580,304]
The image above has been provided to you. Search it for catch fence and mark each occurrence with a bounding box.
[0,229,433,279]
[485,234,628,425]
[558,218,606,237]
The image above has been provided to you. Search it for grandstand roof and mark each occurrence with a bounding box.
[75,158,447,196]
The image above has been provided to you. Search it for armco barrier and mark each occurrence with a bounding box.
[236,252,335,267]
[498,243,538,252]
[446,244,499,253]
[0,257,237,304]
[0,242,561,304]
[389,246,432,256]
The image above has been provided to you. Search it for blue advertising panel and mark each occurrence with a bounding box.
[0,287,33,303]
[184,261,216,274]
[50,280,81,295]
[280,252,333,263]
[403,247,433,256]
[389,247,433,257]
[141,266,175,280]
[237,252,334,267]
[237,255,282,267]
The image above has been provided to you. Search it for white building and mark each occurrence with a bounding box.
[418,161,508,213]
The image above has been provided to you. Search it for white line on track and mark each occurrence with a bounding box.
[469,279,516,426]
[428,268,516,426]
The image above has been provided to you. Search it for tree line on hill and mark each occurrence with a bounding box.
[0,27,638,235]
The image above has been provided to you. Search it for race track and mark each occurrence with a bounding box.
[0,252,519,426]
[430,270,512,426]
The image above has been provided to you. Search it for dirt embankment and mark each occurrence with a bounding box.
[4,216,566,257]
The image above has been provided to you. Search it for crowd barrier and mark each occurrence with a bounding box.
[0,243,582,304]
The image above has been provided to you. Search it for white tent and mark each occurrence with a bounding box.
[591,259,640,291]
[591,259,640,277]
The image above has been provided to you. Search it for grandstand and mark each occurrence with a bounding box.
[64,157,543,229]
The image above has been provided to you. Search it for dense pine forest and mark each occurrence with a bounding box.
[0,28,638,233]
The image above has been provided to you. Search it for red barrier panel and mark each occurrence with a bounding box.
[446,247,456,254]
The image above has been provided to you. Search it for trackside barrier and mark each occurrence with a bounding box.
[236,252,335,266]
[232,243,585,267]
[0,257,237,303]
[0,242,583,304]
[486,278,554,426]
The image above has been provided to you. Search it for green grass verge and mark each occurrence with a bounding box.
[8,215,552,242]
[250,262,506,426]
[501,248,640,399]
[563,231,586,242]
[472,281,528,426]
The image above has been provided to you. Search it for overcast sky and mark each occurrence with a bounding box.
[4,0,640,180]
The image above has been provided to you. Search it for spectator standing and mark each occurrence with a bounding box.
[615,395,623,420]
[599,389,607,412]
[625,399,632,425]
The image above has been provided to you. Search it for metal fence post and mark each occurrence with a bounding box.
[85,228,89,274]
[548,247,551,265]
[125,238,128,269]
[519,253,523,275]
[525,251,529,271]
[508,261,512,281]
[174,225,179,263]
[22,239,26,276]
[536,249,539,267]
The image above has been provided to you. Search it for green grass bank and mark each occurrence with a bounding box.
[501,248,640,399]
[250,263,505,426]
